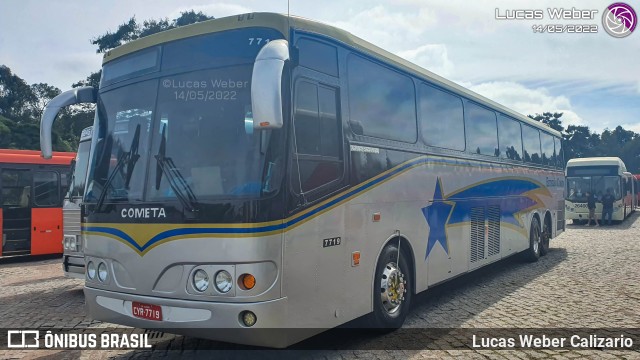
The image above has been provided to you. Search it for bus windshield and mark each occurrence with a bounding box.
[86,28,285,205]
[566,175,621,201]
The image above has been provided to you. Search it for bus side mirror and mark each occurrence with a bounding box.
[250,39,289,130]
[40,86,97,159]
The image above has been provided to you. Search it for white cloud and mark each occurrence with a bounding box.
[398,44,454,78]
[466,81,585,127]
[328,5,436,52]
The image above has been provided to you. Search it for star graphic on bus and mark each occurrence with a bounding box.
[421,178,454,259]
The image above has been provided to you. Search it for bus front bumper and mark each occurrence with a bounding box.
[84,287,314,347]
[63,254,85,279]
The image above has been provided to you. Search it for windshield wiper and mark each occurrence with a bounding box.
[155,124,199,217]
[93,124,141,212]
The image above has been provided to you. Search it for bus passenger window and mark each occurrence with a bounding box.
[522,125,542,165]
[34,171,60,207]
[347,54,416,143]
[419,84,465,151]
[464,102,498,156]
[540,132,556,167]
[554,137,564,169]
[497,115,523,161]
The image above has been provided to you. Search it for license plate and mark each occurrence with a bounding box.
[132,301,162,321]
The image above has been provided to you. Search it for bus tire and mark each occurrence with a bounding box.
[368,242,412,330]
[540,215,551,256]
[525,217,541,262]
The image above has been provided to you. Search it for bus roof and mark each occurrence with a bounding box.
[0,149,75,165]
[102,12,561,137]
[566,157,626,170]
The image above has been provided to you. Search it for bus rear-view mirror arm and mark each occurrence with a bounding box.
[40,86,97,159]
[250,39,289,130]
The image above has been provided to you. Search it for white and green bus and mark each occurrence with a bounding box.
[565,157,636,223]
[40,13,565,347]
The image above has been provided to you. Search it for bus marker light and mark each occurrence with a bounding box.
[240,274,256,290]
[352,251,361,267]
[372,213,381,222]
[259,122,270,127]
[241,311,257,327]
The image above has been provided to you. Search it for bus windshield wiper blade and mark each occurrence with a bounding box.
[155,124,199,216]
[94,124,141,212]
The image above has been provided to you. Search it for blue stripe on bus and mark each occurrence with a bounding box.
[82,155,554,254]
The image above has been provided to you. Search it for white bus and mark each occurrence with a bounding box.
[62,126,93,278]
[565,157,636,223]
[40,13,565,347]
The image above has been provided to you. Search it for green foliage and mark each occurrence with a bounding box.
[0,65,36,122]
[529,114,640,172]
[90,11,214,53]
[528,112,564,133]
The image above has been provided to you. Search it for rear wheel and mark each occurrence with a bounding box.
[369,242,412,329]
[525,217,541,262]
[540,215,551,256]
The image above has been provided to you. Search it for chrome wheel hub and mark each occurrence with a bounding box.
[533,227,540,253]
[380,262,406,315]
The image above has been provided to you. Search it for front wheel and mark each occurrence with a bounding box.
[368,242,412,329]
[524,217,541,262]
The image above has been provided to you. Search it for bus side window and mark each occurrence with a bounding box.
[33,171,60,207]
[465,102,498,156]
[292,80,343,196]
[522,125,542,165]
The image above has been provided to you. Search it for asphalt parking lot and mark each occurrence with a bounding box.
[1,213,639,359]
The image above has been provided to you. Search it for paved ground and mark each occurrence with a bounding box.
[1,214,640,359]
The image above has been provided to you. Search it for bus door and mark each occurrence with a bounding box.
[31,170,63,255]
[1,168,32,256]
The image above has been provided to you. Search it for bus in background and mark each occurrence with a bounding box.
[62,126,93,278]
[565,157,636,224]
[0,149,74,257]
[40,13,565,347]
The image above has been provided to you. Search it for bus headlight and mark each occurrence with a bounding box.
[87,261,96,280]
[192,269,209,292]
[64,235,77,251]
[215,270,233,293]
[97,262,108,282]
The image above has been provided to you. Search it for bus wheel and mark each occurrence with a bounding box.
[369,243,412,330]
[525,217,541,262]
[540,217,551,256]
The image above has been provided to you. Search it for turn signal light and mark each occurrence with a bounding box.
[240,274,256,290]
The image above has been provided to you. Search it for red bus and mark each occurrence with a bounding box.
[0,149,75,257]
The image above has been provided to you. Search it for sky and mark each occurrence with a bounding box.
[1,0,638,133]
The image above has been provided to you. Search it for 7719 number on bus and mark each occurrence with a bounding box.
[323,237,341,248]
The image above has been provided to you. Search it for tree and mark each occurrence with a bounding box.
[72,71,101,89]
[90,11,214,53]
[27,83,61,121]
[528,112,564,133]
[0,65,36,122]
